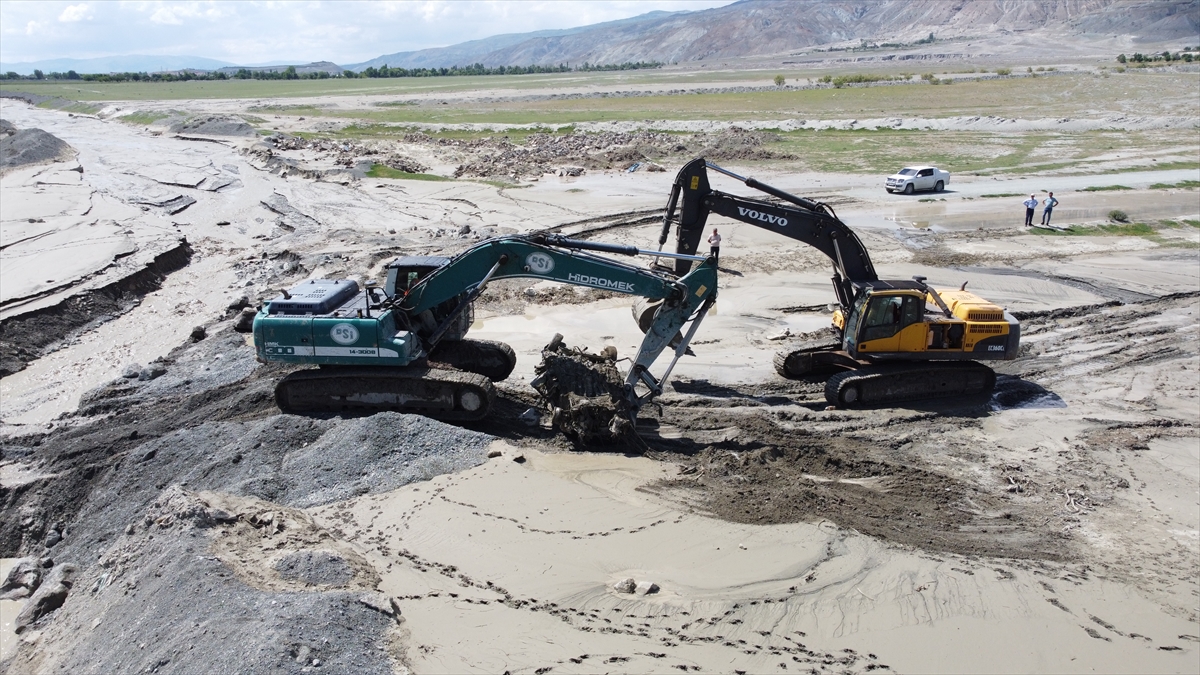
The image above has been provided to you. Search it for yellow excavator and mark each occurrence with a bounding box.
[657,158,1019,407]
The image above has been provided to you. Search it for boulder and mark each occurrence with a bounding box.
[15,563,77,633]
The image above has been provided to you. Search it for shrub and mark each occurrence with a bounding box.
[995,67,1012,76]
[774,74,786,86]
[1108,209,1129,222]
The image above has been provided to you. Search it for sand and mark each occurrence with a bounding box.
[0,81,1197,674]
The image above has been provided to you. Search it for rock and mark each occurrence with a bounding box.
[635,581,660,595]
[558,166,585,177]
[512,454,526,464]
[518,408,541,426]
[357,592,395,616]
[15,564,77,633]
[138,364,167,381]
[217,220,231,226]
[43,529,61,547]
[613,578,637,594]
[766,329,792,341]
[121,363,143,379]
[0,558,43,600]
[226,295,250,312]
[233,307,257,333]
[190,326,207,342]
[458,225,471,235]
[487,449,503,459]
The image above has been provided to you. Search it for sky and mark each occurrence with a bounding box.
[0,0,736,66]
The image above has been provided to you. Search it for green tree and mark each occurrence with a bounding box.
[773,74,785,86]
[33,69,44,79]
[1116,53,1126,63]
[284,65,298,80]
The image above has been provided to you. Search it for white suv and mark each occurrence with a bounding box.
[886,166,950,194]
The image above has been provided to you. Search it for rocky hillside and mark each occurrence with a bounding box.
[350,0,1199,69]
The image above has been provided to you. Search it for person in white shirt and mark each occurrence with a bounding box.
[1023,194,1038,227]
[708,228,722,261]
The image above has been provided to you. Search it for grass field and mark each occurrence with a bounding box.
[4,69,1196,121]
[5,68,1195,177]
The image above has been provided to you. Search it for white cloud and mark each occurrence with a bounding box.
[150,7,185,25]
[2,1,734,67]
[58,4,90,22]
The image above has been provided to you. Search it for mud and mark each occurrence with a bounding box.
[0,240,193,378]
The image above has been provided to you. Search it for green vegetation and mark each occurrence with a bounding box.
[1108,209,1130,222]
[364,165,452,181]
[980,192,1022,198]
[995,68,1012,76]
[352,61,660,79]
[774,74,786,87]
[1149,180,1200,189]
[1118,51,1195,64]
[117,110,172,125]
[1079,184,1133,191]
[819,73,909,88]
[1031,219,1198,248]
[1181,219,1200,228]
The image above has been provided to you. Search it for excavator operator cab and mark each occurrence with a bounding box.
[385,256,452,298]
[843,282,940,357]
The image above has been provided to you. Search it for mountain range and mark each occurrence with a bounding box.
[352,0,1199,69]
[3,0,1196,75]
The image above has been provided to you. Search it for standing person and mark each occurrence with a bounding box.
[708,228,722,262]
[1023,194,1038,227]
[1042,192,1059,226]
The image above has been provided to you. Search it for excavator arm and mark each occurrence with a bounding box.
[399,234,717,414]
[660,157,877,310]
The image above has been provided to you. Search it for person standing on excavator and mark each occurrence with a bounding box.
[708,228,722,262]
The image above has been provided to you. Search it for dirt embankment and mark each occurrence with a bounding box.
[0,240,193,378]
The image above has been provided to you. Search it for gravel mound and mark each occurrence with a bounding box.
[169,115,256,137]
[17,508,394,675]
[44,412,493,567]
[275,550,355,586]
[0,118,15,136]
[0,127,75,172]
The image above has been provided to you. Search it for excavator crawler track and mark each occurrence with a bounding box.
[428,339,517,381]
[773,339,847,378]
[825,361,996,408]
[275,366,495,421]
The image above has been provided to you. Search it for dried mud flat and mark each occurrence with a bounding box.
[0,91,1198,675]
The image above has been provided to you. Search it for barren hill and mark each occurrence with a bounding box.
[350,0,1199,69]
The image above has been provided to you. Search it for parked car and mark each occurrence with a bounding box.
[885,166,950,194]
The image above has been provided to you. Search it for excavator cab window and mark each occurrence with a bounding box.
[862,295,904,341]
[860,294,923,342]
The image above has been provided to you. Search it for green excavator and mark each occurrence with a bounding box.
[253,234,717,428]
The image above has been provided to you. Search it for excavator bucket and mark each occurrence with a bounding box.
[530,334,633,445]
